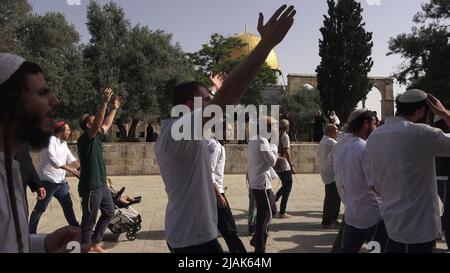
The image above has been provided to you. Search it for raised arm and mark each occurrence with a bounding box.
[89,88,113,139]
[101,95,122,135]
[428,94,450,127]
[210,5,296,111]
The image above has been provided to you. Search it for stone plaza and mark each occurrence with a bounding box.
[27,174,449,253]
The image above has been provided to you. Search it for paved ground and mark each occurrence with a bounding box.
[28,174,449,253]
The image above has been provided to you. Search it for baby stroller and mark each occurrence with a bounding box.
[108,185,143,241]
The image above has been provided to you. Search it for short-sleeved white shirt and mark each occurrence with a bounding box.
[334,136,382,229]
[319,135,337,185]
[155,110,218,248]
[366,116,450,244]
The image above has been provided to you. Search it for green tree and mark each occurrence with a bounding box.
[19,12,82,98]
[1,0,93,125]
[188,33,277,106]
[56,46,96,123]
[0,0,32,52]
[388,0,450,106]
[316,0,374,123]
[279,87,322,142]
[84,1,193,141]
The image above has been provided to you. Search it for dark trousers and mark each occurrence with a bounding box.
[385,238,435,253]
[322,182,341,225]
[437,179,450,250]
[80,186,115,245]
[168,239,224,253]
[29,180,79,234]
[276,171,293,215]
[251,189,277,253]
[248,188,257,234]
[332,215,345,253]
[341,220,388,253]
[217,194,247,253]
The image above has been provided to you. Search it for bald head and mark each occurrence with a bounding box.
[325,124,338,139]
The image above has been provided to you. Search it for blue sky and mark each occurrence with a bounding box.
[29,0,428,113]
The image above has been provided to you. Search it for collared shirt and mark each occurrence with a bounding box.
[208,139,226,194]
[334,136,382,229]
[155,110,218,249]
[366,116,450,244]
[319,135,337,185]
[0,152,46,253]
[39,136,77,184]
[247,137,278,190]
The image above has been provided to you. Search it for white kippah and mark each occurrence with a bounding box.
[0,53,26,86]
[347,108,369,124]
[398,89,428,103]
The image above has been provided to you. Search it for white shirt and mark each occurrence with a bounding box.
[247,137,278,190]
[39,136,77,183]
[334,136,382,229]
[274,133,291,172]
[0,152,46,253]
[208,139,226,194]
[366,116,450,244]
[319,135,337,185]
[155,110,218,248]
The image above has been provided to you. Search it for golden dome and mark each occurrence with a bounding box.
[229,32,280,70]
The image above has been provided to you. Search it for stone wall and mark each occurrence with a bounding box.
[30,143,320,175]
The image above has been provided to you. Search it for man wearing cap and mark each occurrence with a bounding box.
[366,89,450,253]
[247,116,279,253]
[0,53,80,252]
[77,88,122,253]
[333,109,387,252]
[434,114,450,250]
[155,5,295,253]
[29,121,80,234]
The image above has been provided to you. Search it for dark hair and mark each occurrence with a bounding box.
[172,81,207,106]
[79,117,89,131]
[0,61,42,253]
[348,111,376,133]
[396,96,429,116]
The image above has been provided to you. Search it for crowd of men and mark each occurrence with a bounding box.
[1,4,450,254]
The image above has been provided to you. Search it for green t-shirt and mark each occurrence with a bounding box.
[77,132,107,195]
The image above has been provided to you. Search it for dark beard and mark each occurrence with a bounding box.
[17,111,51,150]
